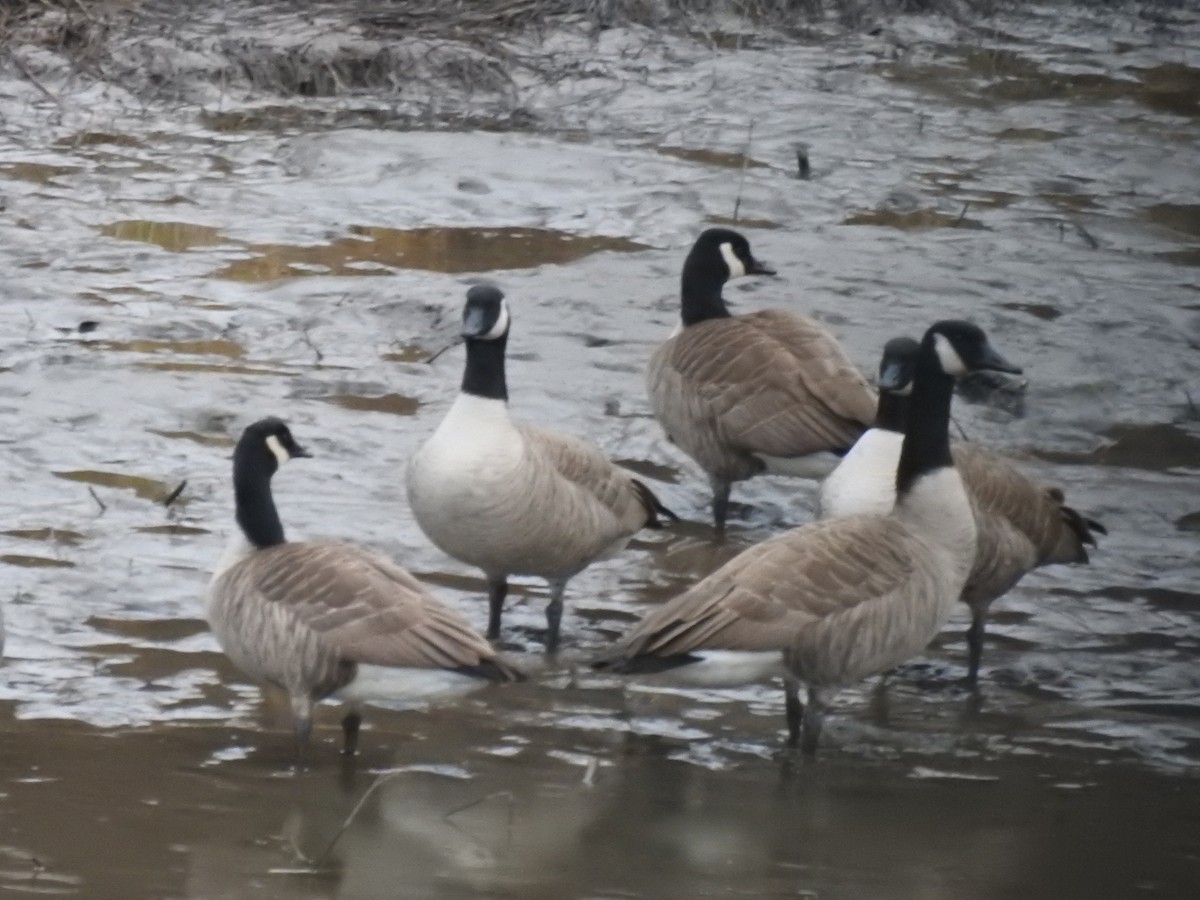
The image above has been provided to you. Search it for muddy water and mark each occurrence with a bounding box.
[1,5,1199,898]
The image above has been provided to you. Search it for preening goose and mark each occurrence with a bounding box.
[646,228,877,532]
[407,284,675,652]
[819,337,1105,684]
[595,321,1021,753]
[206,417,522,761]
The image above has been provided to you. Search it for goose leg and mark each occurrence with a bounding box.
[341,709,362,756]
[710,476,732,535]
[965,610,986,687]
[545,578,568,653]
[486,577,508,641]
[800,688,827,756]
[784,675,803,748]
[290,694,315,768]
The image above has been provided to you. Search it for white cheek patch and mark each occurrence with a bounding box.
[933,333,968,376]
[480,299,510,340]
[891,382,913,397]
[265,434,290,465]
[719,242,746,278]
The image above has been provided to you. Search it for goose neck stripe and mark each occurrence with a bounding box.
[933,333,967,376]
[719,242,746,278]
[265,434,290,465]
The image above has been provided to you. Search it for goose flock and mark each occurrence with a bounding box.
[204,227,1104,761]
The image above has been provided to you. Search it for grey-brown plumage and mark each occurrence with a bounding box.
[819,338,1105,683]
[648,229,876,531]
[953,443,1104,682]
[208,417,521,762]
[598,320,1023,753]
[407,285,675,652]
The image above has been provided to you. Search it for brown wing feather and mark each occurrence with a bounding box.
[954,444,1098,565]
[243,542,513,674]
[954,444,1103,610]
[518,424,664,529]
[650,311,876,463]
[614,517,920,657]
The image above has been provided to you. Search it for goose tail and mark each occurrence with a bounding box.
[1046,487,1106,564]
[632,478,680,528]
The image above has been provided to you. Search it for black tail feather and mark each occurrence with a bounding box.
[459,657,526,683]
[632,478,680,528]
[590,651,700,676]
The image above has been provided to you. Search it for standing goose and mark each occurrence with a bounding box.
[206,417,522,761]
[407,284,675,652]
[595,320,1021,753]
[819,337,1105,684]
[647,228,877,533]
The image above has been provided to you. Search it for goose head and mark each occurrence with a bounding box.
[877,337,921,397]
[461,284,510,342]
[236,417,312,479]
[925,320,1022,378]
[679,229,775,326]
[685,228,776,284]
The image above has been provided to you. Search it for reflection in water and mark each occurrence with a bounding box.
[0,553,75,568]
[0,161,81,183]
[100,220,647,279]
[217,226,647,280]
[100,220,228,251]
[99,220,652,277]
[655,146,770,169]
[2,527,86,544]
[1144,202,1200,239]
[842,207,987,229]
[52,469,173,502]
[90,338,245,358]
[320,392,421,415]
[2,711,1195,899]
[1034,423,1200,471]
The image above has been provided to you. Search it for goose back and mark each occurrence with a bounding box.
[207,540,518,700]
[952,443,1100,609]
[606,514,963,687]
[648,309,876,481]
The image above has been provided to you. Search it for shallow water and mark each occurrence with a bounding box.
[1,5,1199,898]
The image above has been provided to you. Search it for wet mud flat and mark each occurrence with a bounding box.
[1,1,1200,897]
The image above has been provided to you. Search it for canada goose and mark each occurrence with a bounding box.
[819,337,1105,684]
[595,320,1021,753]
[206,417,522,761]
[407,284,675,652]
[646,228,877,532]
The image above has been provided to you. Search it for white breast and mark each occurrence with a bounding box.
[894,466,978,595]
[211,530,256,581]
[406,393,528,562]
[817,428,903,520]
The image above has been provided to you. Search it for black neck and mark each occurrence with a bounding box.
[874,391,909,433]
[895,342,955,497]
[680,255,731,326]
[233,447,285,548]
[462,333,508,401]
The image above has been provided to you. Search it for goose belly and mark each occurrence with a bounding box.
[336,664,490,709]
[817,428,902,520]
[645,650,787,687]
